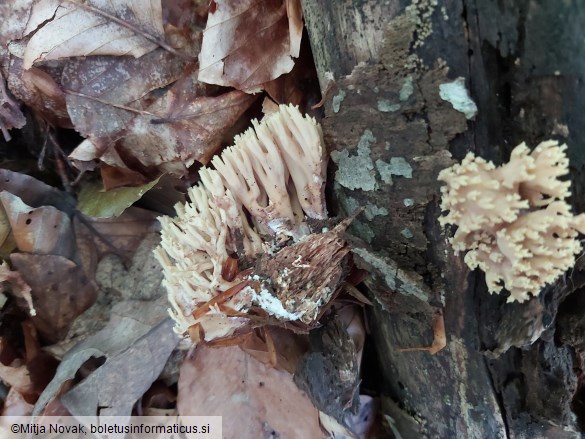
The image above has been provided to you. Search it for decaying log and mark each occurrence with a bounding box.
[302,0,585,437]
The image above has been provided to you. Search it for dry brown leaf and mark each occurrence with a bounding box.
[0,192,76,260]
[66,57,255,175]
[62,49,187,149]
[23,0,164,69]
[118,89,256,173]
[178,344,326,439]
[198,0,303,92]
[10,253,98,342]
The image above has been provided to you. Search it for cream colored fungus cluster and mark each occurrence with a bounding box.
[439,140,585,302]
[154,105,328,339]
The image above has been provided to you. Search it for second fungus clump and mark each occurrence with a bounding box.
[439,140,585,302]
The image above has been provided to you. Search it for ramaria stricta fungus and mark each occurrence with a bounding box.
[438,140,585,303]
[154,104,352,342]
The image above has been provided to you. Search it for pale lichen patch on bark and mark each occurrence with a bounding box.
[330,129,379,191]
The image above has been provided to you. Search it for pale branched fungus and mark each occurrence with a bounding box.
[155,105,347,340]
[439,140,585,302]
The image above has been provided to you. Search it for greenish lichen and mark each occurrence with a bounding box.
[439,77,478,120]
[331,130,379,191]
[332,90,346,113]
[364,203,389,220]
[401,227,414,239]
[403,198,414,207]
[375,157,413,185]
[352,247,430,302]
[377,99,401,112]
[399,75,414,101]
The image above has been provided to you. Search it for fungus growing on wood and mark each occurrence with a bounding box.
[155,105,346,340]
[439,140,585,302]
[212,104,326,238]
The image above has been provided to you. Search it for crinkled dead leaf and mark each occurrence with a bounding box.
[77,177,161,219]
[198,0,303,93]
[0,192,76,259]
[10,254,98,342]
[44,233,162,358]
[99,164,149,190]
[67,71,255,175]
[178,344,326,439]
[23,0,164,69]
[95,233,163,302]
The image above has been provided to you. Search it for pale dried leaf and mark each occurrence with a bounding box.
[46,233,163,356]
[74,207,159,264]
[198,0,303,92]
[178,344,326,439]
[62,49,186,148]
[23,0,164,68]
[118,89,256,172]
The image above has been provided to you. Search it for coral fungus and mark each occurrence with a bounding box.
[439,140,585,302]
[155,105,349,340]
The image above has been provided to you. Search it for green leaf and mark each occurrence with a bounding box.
[77,177,161,218]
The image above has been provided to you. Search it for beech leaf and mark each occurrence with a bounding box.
[23,0,164,69]
[198,0,303,92]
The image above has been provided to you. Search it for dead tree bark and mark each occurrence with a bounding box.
[301,0,585,437]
